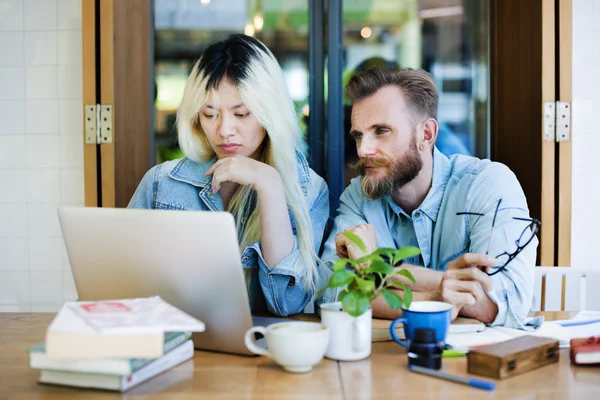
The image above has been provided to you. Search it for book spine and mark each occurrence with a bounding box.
[120,340,194,391]
[129,332,190,372]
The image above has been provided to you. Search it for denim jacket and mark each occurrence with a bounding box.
[322,148,537,329]
[128,152,330,317]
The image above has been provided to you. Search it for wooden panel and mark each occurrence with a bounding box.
[540,0,556,266]
[490,0,543,261]
[100,0,115,207]
[82,0,97,207]
[112,0,153,207]
[558,0,573,266]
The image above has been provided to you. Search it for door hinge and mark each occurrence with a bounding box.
[555,101,570,142]
[543,101,570,142]
[543,102,555,141]
[84,104,113,144]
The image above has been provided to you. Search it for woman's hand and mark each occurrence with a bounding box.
[206,155,280,194]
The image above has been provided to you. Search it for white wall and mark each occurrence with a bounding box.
[571,0,600,269]
[0,0,82,312]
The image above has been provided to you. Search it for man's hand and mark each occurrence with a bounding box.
[335,224,378,260]
[434,253,498,322]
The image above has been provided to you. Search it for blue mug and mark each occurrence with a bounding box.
[389,301,453,347]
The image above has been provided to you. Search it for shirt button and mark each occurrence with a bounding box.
[414,211,421,218]
[241,256,249,263]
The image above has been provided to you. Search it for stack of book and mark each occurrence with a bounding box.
[29,296,205,392]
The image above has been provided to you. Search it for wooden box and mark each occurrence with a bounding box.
[467,336,560,379]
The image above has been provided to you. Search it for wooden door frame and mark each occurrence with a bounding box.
[490,0,549,264]
[82,0,98,207]
[81,0,153,208]
[490,0,572,267]
[541,0,556,267]
[557,0,572,267]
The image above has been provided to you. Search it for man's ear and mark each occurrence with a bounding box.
[420,118,438,149]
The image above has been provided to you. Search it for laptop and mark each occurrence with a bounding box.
[57,206,286,356]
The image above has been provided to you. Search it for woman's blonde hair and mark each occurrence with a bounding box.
[177,34,320,294]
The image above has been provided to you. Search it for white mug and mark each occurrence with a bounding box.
[320,302,372,361]
[244,322,329,373]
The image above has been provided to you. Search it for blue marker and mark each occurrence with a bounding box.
[408,364,496,391]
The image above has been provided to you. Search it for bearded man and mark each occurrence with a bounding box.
[321,68,538,328]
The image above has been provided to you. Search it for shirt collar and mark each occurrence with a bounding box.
[167,149,312,188]
[418,147,451,222]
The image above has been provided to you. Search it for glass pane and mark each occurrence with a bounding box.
[342,0,489,187]
[153,0,309,164]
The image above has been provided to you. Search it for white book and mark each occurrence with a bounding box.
[39,340,194,392]
[46,297,204,360]
[30,332,190,375]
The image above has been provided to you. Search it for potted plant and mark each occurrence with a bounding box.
[319,231,420,361]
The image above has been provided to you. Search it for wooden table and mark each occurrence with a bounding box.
[0,312,598,399]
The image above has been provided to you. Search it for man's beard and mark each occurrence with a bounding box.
[350,136,423,200]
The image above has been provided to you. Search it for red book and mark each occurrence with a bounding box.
[570,337,600,365]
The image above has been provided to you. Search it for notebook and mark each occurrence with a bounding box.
[372,317,485,342]
[446,311,600,351]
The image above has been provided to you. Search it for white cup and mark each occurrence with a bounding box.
[244,322,329,373]
[320,302,372,361]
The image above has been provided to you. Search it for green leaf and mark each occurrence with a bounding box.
[354,277,375,294]
[366,260,394,275]
[337,289,348,303]
[333,259,349,272]
[392,268,416,284]
[371,248,397,258]
[328,270,355,288]
[393,246,421,265]
[401,283,413,309]
[381,289,404,310]
[343,231,366,254]
[341,290,371,317]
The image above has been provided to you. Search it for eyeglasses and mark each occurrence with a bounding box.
[457,199,540,276]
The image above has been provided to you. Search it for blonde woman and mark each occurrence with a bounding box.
[129,34,329,316]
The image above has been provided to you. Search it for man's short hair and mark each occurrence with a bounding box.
[345,67,439,121]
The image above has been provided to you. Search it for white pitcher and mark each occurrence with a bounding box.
[319,302,372,361]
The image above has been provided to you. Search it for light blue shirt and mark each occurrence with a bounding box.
[128,152,330,317]
[321,148,537,328]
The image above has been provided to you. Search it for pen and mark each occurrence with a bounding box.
[556,318,600,327]
[408,364,496,391]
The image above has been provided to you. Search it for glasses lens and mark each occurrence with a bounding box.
[492,253,510,270]
[517,222,537,248]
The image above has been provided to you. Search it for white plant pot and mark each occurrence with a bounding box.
[319,302,372,361]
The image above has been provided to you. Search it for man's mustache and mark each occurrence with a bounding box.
[349,157,391,170]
